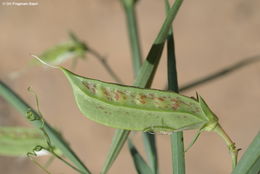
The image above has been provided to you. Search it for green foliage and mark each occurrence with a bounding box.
[1,1,259,174]
[35,33,87,66]
[0,126,47,156]
[232,131,260,174]
[128,139,154,174]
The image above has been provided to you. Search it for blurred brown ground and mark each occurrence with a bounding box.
[0,0,260,173]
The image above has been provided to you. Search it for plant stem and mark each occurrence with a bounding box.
[178,55,260,92]
[165,0,185,173]
[120,0,142,76]
[0,80,91,174]
[213,124,238,169]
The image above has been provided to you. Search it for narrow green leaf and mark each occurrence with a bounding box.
[128,139,154,174]
[101,129,130,174]
[232,131,260,174]
[120,0,142,76]
[0,81,91,174]
[133,0,183,89]
[142,133,158,174]
[178,55,260,92]
[0,126,47,156]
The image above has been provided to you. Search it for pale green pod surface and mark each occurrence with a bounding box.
[0,127,47,156]
[61,67,219,132]
[33,40,87,66]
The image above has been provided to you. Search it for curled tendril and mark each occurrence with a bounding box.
[26,87,84,173]
[27,145,52,174]
[27,87,45,128]
[27,145,48,158]
[26,108,38,121]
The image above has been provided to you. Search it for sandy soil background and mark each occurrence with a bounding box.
[0,0,260,173]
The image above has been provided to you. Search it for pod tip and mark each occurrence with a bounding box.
[31,55,59,69]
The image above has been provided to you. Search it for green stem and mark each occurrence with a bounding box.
[213,124,238,169]
[52,152,85,174]
[120,0,142,76]
[0,80,91,174]
[29,157,52,174]
[165,0,185,173]
[179,55,260,92]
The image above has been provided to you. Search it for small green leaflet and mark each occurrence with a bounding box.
[8,33,87,79]
[60,67,218,132]
[0,126,48,156]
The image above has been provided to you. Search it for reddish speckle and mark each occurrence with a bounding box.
[139,99,146,104]
[83,82,96,94]
[139,95,147,104]
[115,92,120,100]
[172,103,180,110]
[84,83,90,89]
[140,95,147,100]
[90,87,96,94]
[158,97,164,101]
[171,98,178,102]
[115,90,127,100]
[103,88,109,96]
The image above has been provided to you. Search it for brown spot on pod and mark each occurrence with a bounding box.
[103,88,109,96]
[172,103,180,110]
[140,95,147,100]
[139,99,146,104]
[138,94,147,104]
[83,82,96,94]
[158,97,164,101]
[171,98,178,103]
[114,91,120,101]
[112,90,128,102]
[101,87,113,101]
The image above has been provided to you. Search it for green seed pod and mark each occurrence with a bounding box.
[0,127,48,156]
[60,67,219,132]
[34,58,237,168]
[34,40,87,66]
